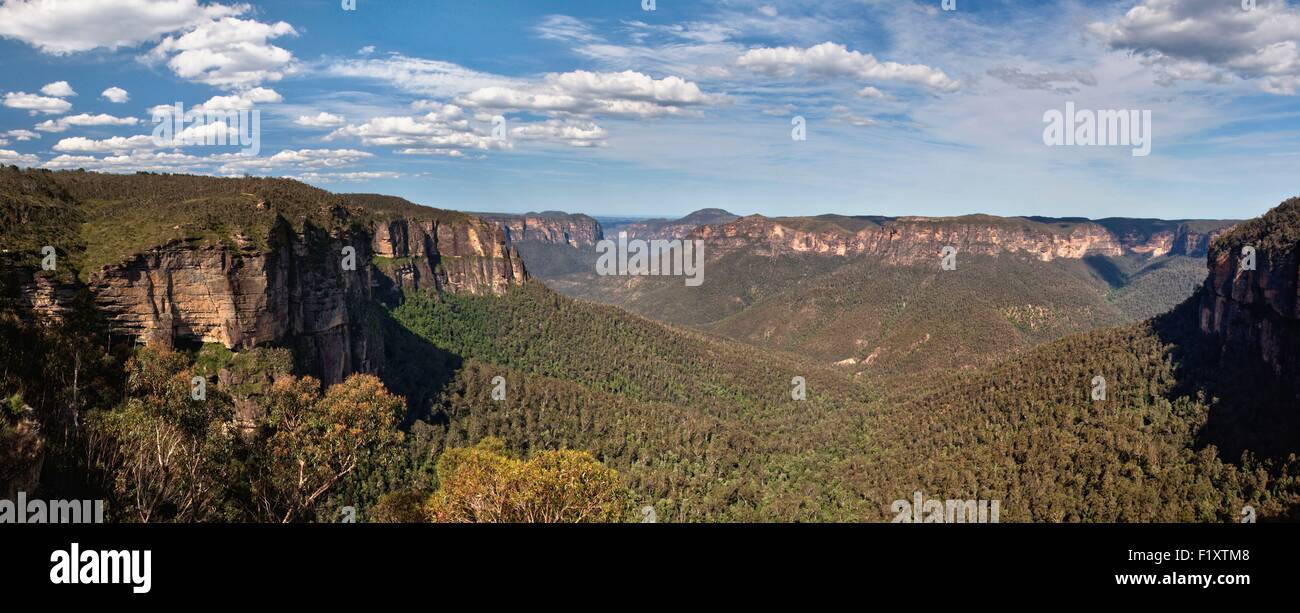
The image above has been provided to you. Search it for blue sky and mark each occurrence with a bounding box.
[1,0,1297,220]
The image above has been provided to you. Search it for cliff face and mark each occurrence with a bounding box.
[371,217,525,295]
[1196,198,1300,385]
[2,172,527,387]
[480,212,602,248]
[692,215,1235,264]
[88,221,393,386]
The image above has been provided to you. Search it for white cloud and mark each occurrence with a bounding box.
[357,45,376,55]
[857,86,886,99]
[758,6,778,18]
[34,121,66,134]
[194,87,283,110]
[458,70,720,118]
[101,87,130,103]
[0,0,240,54]
[42,150,205,172]
[509,119,608,147]
[536,15,602,45]
[830,105,876,127]
[0,149,38,166]
[1090,0,1300,94]
[323,54,518,98]
[295,112,347,128]
[3,92,72,115]
[36,113,141,133]
[737,41,961,92]
[0,1,297,90]
[40,81,76,97]
[762,104,797,116]
[70,113,140,126]
[53,135,158,153]
[328,110,504,150]
[291,171,402,183]
[215,148,373,173]
[146,16,298,89]
[5,130,40,141]
[397,148,467,157]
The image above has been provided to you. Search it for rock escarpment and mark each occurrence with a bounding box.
[371,216,525,295]
[479,211,602,248]
[2,171,527,387]
[691,214,1237,264]
[1195,197,1300,387]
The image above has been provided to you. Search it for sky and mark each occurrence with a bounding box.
[0,0,1297,220]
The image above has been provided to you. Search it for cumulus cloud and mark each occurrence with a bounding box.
[214,148,373,174]
[857,86,887,99]
[509,119,608,147]
[295,112,347,128]
[327,106,505,151]
[290,171,402,183]
[42,150,206,172]
[0,1,299,91]
[736,41,961,92]
[101,87,130,103]
[36,113,141,133]
[1090,0,1300,94]
[52,135,158,153]
[0,0,240,54]
[40,81,76,97]
[457,70,719,118]
[146,16,299,89]
[0,149,39,166]
[3,92,72,115]
[193,87,283,110]
[5,130,40,141]
[396,148,467,157]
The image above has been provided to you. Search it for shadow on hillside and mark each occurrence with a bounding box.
[1154,293,1300,462]
[371,304,464,428]
[1082,255,1127,288]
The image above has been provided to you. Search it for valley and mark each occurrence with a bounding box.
[2,167,1296,523]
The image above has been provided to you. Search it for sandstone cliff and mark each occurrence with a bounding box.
[2,172,527,386]
[371,216,525,295]
[691,214,1236,264]
[479,211,603,247]
[1195,197,1300,386]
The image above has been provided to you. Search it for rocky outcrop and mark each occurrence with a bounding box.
[371,216,525,295]
[1094,219,1235,258]
[85,210,526,386]
[1195,197,1300,384]
[692,215,1236,265]
[0,170,532,391]
[89,220,386,386]
[479,212,602,248]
